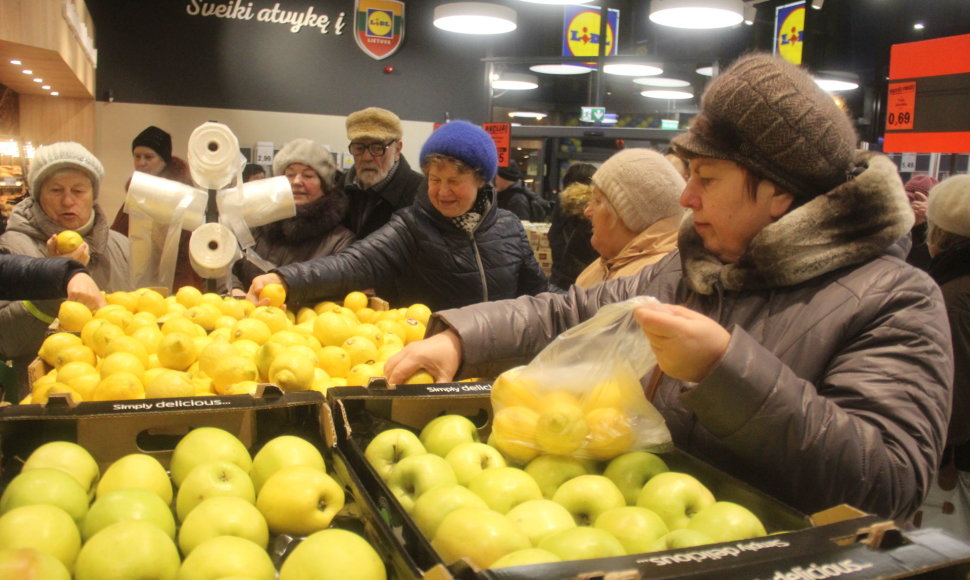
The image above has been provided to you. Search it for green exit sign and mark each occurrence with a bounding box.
[580,106,606,123]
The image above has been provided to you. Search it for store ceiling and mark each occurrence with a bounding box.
[0,39,92,100]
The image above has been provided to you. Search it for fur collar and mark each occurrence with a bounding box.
[681,152,913,294]
[256,189,348,245]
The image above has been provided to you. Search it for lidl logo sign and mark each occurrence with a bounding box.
[562,6,619,59]
[774,1,805,65]
[354,0,404,60]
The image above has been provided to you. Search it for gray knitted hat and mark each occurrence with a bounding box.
[28,142,104,199]
[346,107,403,142]
[592,148,685,232]
[927,175,970,237]
[272,138,337,189]
[672,53,857,201]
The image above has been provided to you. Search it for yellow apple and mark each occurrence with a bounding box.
[256,466,345,535]
[0,547,71,580]
[55,230,83,254]
[250,435,326,494]
[169,426,252,487]
[0,505,80,573]
[21,441,100,500]
[178,496,269,556]
[279,529,386,580]
[73,521,180,580]
[96,453,173,504]
[177,535,276,580]
[431,507,530,569]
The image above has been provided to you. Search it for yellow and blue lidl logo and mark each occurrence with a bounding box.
[774,1,805,65]
[562,7,618,58]
[354,0,404,60]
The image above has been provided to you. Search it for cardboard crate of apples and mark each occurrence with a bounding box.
[360,412,773,572]
[0,426,387,580]
[26,285,434,406]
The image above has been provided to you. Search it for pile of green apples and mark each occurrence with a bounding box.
[0,428,386,580]
[364,414,768,571]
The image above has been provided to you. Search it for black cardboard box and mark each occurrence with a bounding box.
[325,383,970,580]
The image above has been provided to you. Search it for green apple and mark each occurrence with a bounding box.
[649,528,715,552]
[489,548,562,569]
[524,454,591,498]
[505,499,577,545]
[82,488,176,541]
[364,428,427,481]
[178,495,269,555]
[467,466,543,514]
[0,505,80,572]
[411,485,488,539]
[636,471,715,530]
[687,501,767,542]
[603,451,669,505]
[444,441,506,485]
[97,453,173,504]
[21,441,100,500]
[178,535,276,580]
[594,506,669,554]
[256,465,345,535]
[175,460,255,521]
[551,474,625,526]
[279,528,386,580]
[169,426,252,487]
[419,414,480,457]
[251,435,326,494]
[74,520,180,580]
[0,468,89,524]
[431,507,530,569]
[538,526,626,560]
[0,547,71,580]
[386,453,457,513]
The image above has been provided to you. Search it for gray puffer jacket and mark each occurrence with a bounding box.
[0,199,132,397]
[433,152,952,520]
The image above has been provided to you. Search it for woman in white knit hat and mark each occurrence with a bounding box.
[0,141,131,399]
[575,148,685,288]
[230,138,355,294]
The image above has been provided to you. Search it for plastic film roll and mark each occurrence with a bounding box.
[125,171,207,231]
[187,122,245,190]
[218,175,295,228]
[189,222,239,279]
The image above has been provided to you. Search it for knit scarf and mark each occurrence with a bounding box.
[256,189,348,245]
[680,152,914,294]
[450,188,491,234]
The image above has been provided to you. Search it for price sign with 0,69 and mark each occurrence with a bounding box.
[886,82,916,130]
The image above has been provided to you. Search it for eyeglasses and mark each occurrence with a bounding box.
[348,140,396,157]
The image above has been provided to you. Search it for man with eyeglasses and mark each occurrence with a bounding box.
[341,107,425,239]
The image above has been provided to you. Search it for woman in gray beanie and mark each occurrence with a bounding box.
[245,121,548,312]
[0,142,131,398]
[575,148,684,288]
[385,53,952,521]
[230,138,355,293]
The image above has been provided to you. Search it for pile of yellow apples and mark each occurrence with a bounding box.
[0,428,386,579]
[364,414,768,571]
[27,286,434,404]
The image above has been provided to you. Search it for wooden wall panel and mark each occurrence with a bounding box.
[19,94,94,148]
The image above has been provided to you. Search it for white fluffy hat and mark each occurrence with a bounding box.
[28,142,104,198]
[272,138,337,188]
[591,148,685,232]
[928,174,970,237]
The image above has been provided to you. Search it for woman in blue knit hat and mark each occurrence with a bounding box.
[246,120,549,312]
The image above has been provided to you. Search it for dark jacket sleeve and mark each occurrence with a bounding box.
[0,254,86,300]
[506,192,531,221]
[274,214,416,306]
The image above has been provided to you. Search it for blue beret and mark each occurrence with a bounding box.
[419,120,498,181]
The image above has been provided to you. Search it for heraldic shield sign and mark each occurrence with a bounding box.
[354,0,405,60]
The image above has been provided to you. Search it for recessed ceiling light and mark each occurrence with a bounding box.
[633,77,691,87]
[604,63,663,76]
[913,22,925,30]
[50,92,59,96]
[649,0,744,29]
[696,66,714,77]
[41,85,51,90]
[641,89,694,100]
[492,73,539,90]
[22,69,32,75]
[529,64,592,75]
[509,111,547,119]
[434,2,517,35]
[10,60,22,65]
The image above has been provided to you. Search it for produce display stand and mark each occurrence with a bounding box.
[0,386,384,570]
[325,382,970,580]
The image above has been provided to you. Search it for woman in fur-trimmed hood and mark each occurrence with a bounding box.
[231,139,355,293]
[384,54,953,521]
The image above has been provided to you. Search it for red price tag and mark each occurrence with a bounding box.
[886,82,916,130]
[482,123,511,167]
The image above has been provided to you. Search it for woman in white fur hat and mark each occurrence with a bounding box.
[0,141,131,399]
